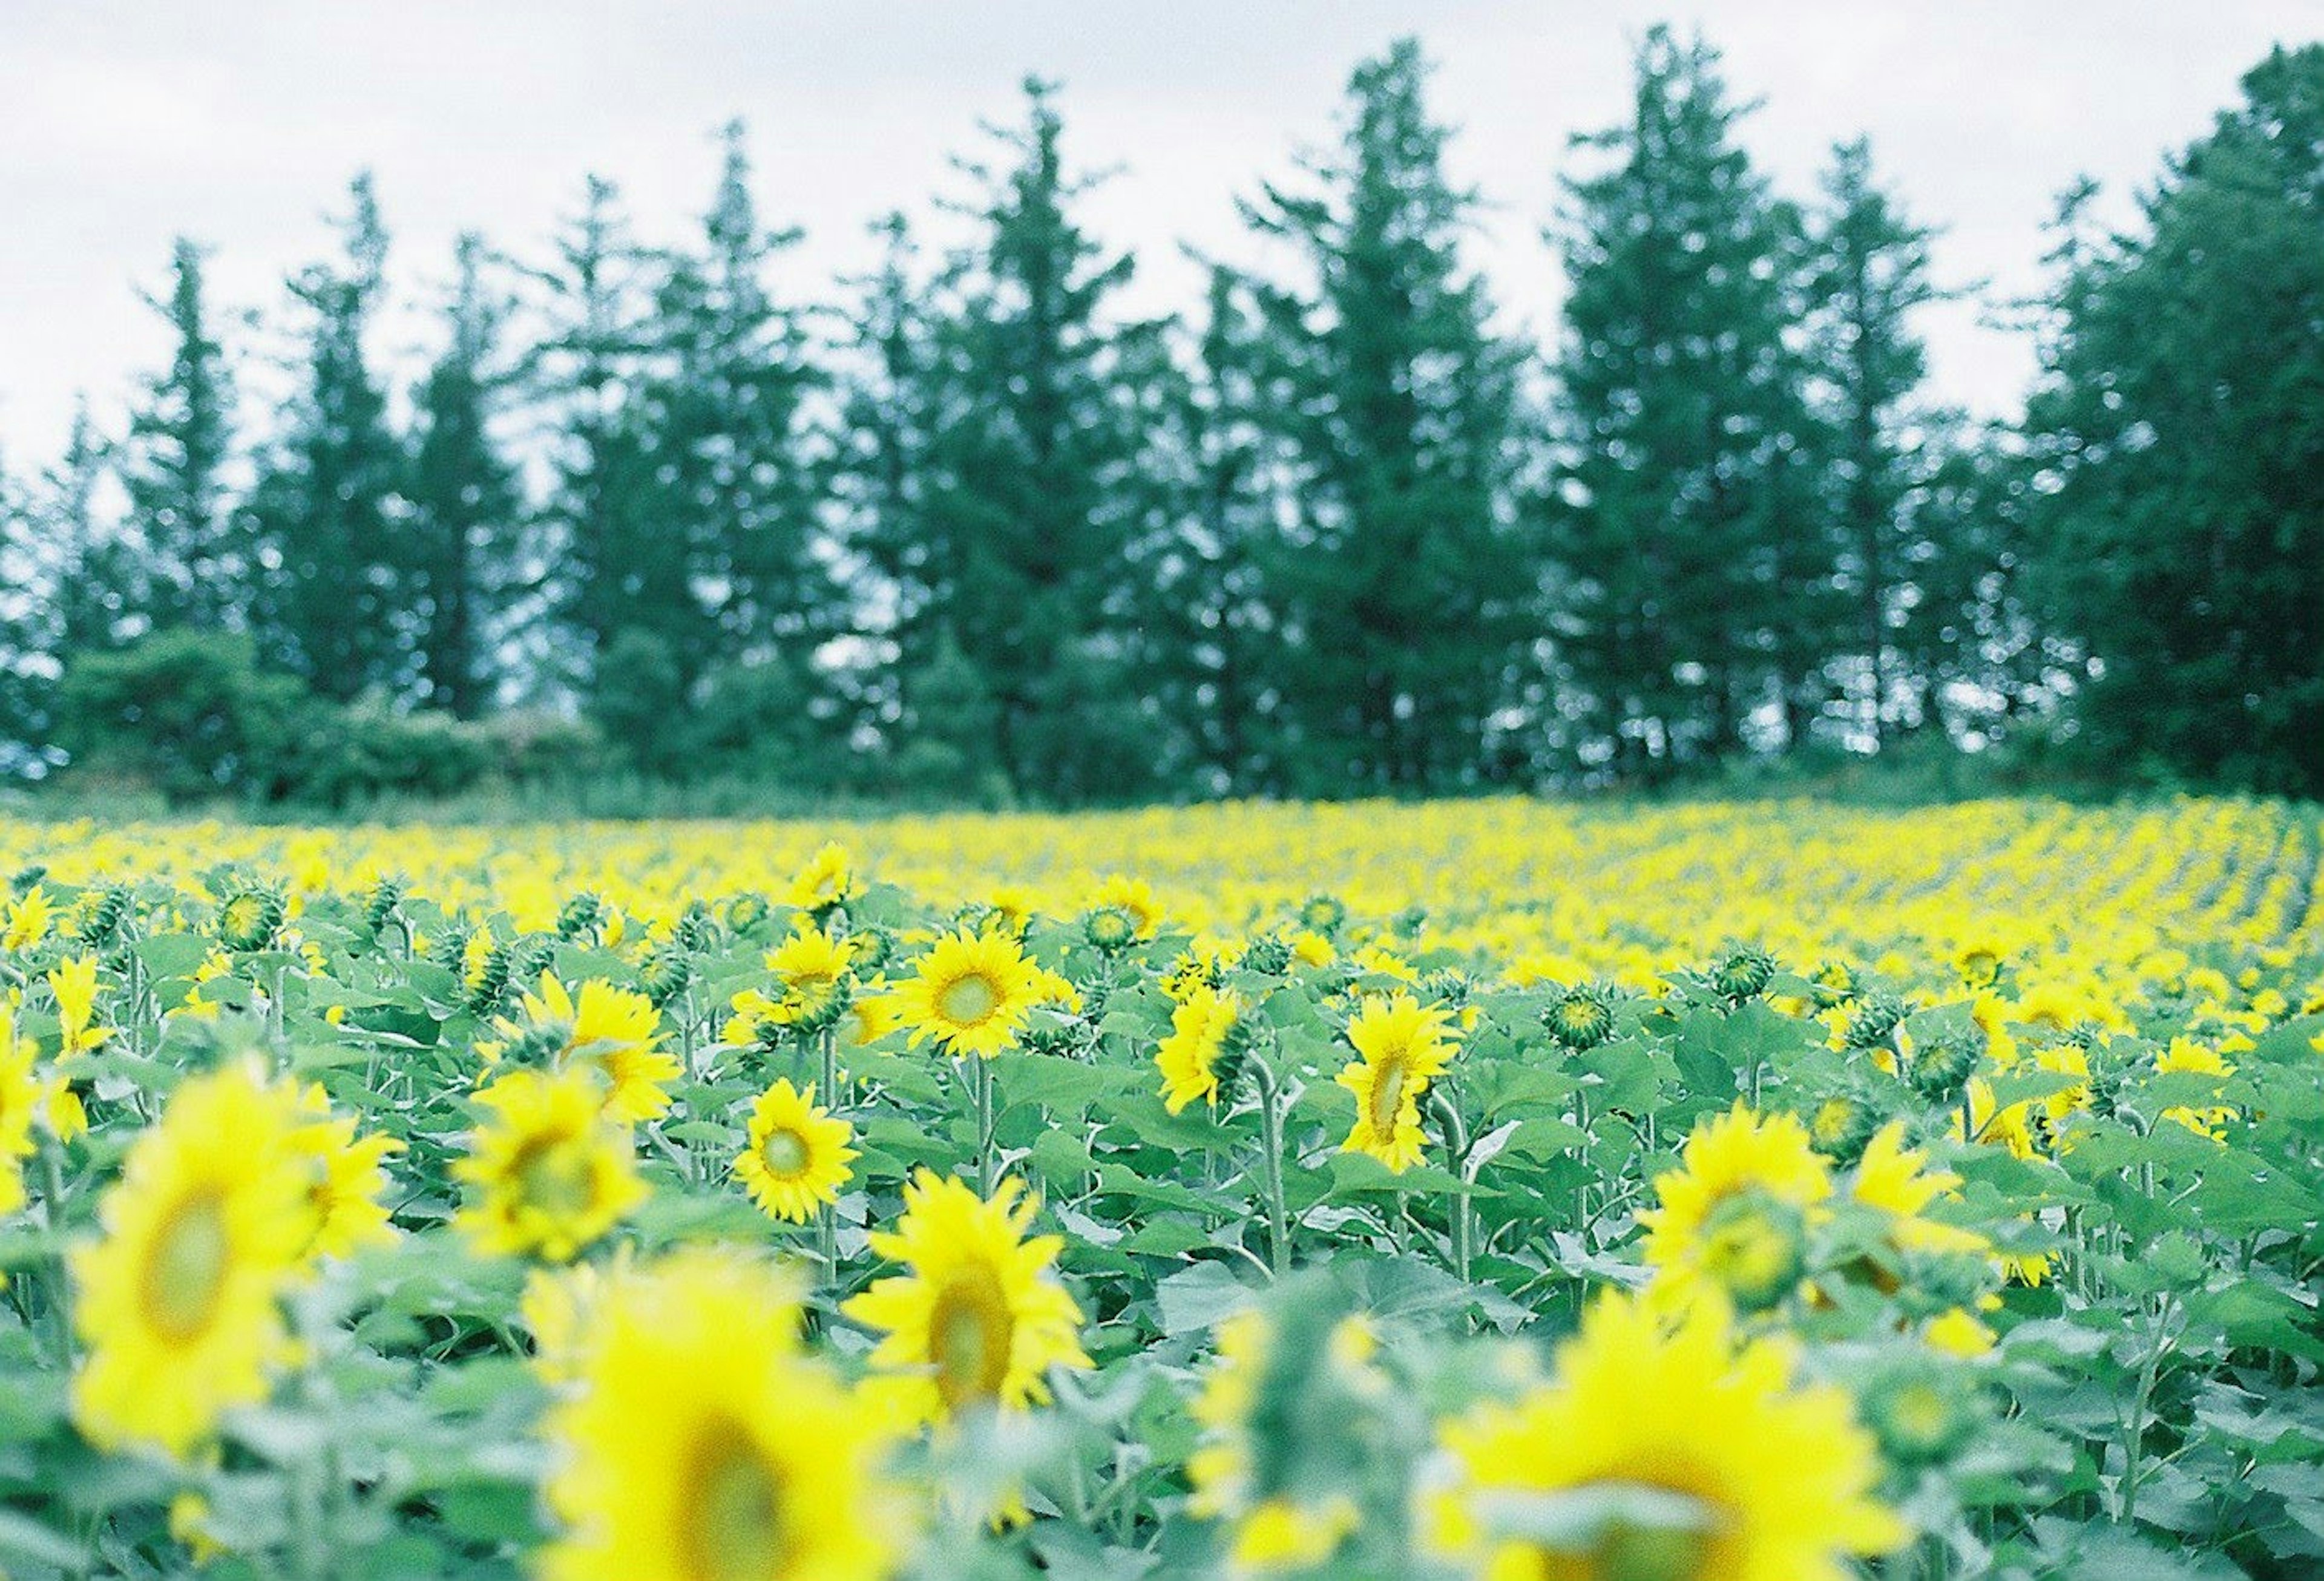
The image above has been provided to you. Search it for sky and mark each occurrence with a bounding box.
[2,1,2317,471]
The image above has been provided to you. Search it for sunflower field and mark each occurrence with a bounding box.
[0,796,2319,1580]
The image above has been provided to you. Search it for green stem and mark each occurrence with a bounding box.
[1431,1087,1474,1286]
[973,1055,997,1199]
[1253,1062,1292,1277]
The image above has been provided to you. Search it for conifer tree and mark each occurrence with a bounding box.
[2021,44,2324,794]
[122,238,238,631]
[1804,139,1949,749]
[872,81,1166,800]
[528,177,659,717]
[246,173,407,698]
[1242,38,1528,792]
[636,123,830,697]
[407,234,521,718]
[1554,27,1820,774]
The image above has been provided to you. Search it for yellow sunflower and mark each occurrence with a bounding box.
[520,1245,636,1387]
[0,1016,47,1215]
[734,1079,858,1223]
[1334,992,1459,1173]
[1430,1288,1907,1581]
[47,954,112,1060]
[540,1248,901,1581]
[289,1085,402,1262]
[496,974,678,1124]
[1089,874,1161,938]
[1157,986,1241,1115]
[786,841,855,913]
[886,927,1043,1059]
[453,1069,645,1263]
[1641,1103,1833,1312]
[1848,1122,1991,1259]
[843,1170,1089,1422]
[725,923,856,1043]
[1,885,50,951]
[1188,1308,1376,1574]
[71,1062,311,1456]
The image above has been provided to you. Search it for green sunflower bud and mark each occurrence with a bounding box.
[556,892,605,943]
[1083,905,1138,955]
[1712,945,1776,1003]
[216,888,286,954]
[1544,984,1618,1050]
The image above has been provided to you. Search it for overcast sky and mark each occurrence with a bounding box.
[3,1,2316,471]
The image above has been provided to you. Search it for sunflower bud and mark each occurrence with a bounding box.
[467,942,517,1014]
[216,888,285,954]
[723,892,770,935]
[1298,894,1347,936]
[82,885,135,947]
[1083,906,1138,955]
[638,946,694,1008]
[1693,1190,1808,1313]
[1242,934,1295,976]
[673,902,721,954]
[1908,1034,1980,1104]
[1544,983,1618,1050]
[1843,994,1906,1052]
[556,892,605,943]
[1712,946,1776,1004]
[1808,1092,1883,1165]
[1863,1364,1975,1463]
[432,925,474,973]
[361,877,404,938]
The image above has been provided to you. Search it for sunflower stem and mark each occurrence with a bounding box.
[1430,1087,1474,1286]
[1252,1061,1291,1277]
[973,1054,998,1199]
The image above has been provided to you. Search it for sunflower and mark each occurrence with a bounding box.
[734,1079,858,1224]
[288,1085,402,1262]
[1641,1103,1833,1311]
[1429,1288,1906,1581]
[520,1246,637,1387]
[0,1016,47,1215]
[1157,986,1241,1114]
[71,1063,310,1456]
[1848,1122,1991,1259]
[1334,992,1459,1173]
[47,954,112,1060]
[1089,874,1161,939]
[496,974,678,1124]
[540,1248,901,1581]
[886,927,1043,1059]
[454,1069,645,1263]
[1188,1307,1377,1574]
[786,842,856,914]
[1,885,49,951]
[726,923,856,1043]
[843,1170,1089,1422]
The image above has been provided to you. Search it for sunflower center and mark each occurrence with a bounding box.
[760,1127,810,1179]
[513,1137,599,1220]
[682,1419,792,1581]
[929,1266,1016,1410]
[936,971,1002,1029]
[140,1188,232,1343]
[1538,1520,1712,1581]
[1367,1053,1411,1136]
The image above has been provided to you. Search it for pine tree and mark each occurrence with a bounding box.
[406,234,521,718]
[1554,26,1820,775]
[635,122,830,706]
[1804,139,1949,749]
[1242,38,1528,792]
[122,238,238,632]
[1141,267,1288,794]
[529,177,661,725]
[867,81,1167,801]
[41,403,134,663]
[247,172,407,699]
[2021,45,2324,794]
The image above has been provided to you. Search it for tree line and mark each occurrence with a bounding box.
[3,28,2317,804]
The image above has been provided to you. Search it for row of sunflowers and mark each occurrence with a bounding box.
[0,796,2317,1577]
